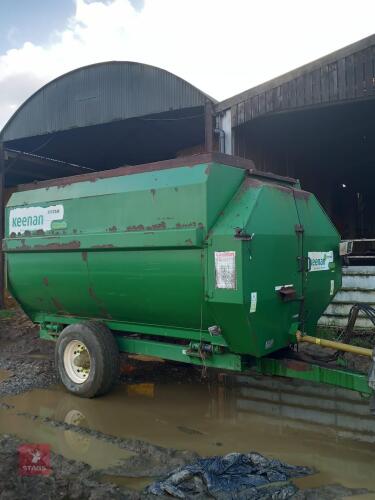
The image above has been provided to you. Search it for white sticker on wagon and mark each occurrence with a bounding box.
[250,292,257,313]
[9,205,64,235]
[308,251,333,272]
[215,251,236,289]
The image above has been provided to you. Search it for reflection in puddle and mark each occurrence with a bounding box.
[0,409,134,470]
[2,371,375,491]
[126,382,155,398]
[234,374,375,443]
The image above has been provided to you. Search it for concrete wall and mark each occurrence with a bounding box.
[319,266,375,329]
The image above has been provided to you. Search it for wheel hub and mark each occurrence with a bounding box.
[64,340,91,384]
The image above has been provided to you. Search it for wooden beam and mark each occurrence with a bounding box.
[217,33,375,113]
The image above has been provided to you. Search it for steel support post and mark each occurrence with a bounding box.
[204,100,214,153]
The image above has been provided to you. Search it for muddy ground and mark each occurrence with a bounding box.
[0,307,373,499]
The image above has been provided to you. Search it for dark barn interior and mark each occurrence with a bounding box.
[233,98,375,239]
[3,106,206,187]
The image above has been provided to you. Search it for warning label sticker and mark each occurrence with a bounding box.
[215,251,236,289]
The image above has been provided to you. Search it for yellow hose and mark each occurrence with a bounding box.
[296,331,373,358]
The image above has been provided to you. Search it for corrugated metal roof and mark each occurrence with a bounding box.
[1,61,215,142]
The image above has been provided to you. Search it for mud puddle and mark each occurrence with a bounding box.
[0,369,11,382]
[101,474,151,491]
[2,369,375,493]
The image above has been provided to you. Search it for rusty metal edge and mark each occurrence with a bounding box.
[15,153,297,191]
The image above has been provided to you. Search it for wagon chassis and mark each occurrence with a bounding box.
[39,313,375,398]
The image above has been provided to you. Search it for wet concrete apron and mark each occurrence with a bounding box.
[0,309,374,499]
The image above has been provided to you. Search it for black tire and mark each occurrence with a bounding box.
[55,321,119,398]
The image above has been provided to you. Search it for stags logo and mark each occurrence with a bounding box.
[9,205,64,235]
[18,444,51,476]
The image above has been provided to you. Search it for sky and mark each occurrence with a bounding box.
[0,0,374,129]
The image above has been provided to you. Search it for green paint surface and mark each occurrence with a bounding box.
[4,159,341,359]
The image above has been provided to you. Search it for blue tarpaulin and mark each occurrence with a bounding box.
[148,452,313,499]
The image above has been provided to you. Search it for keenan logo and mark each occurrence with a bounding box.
[308,251,334,272]
[9,205,64,235]
[12,214,44,228]
[310,255,329,267]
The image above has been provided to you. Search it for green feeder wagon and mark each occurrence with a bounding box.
[3,153,374,398]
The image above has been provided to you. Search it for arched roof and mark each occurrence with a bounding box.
[1,62,215,186]
[1,61,215,142]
